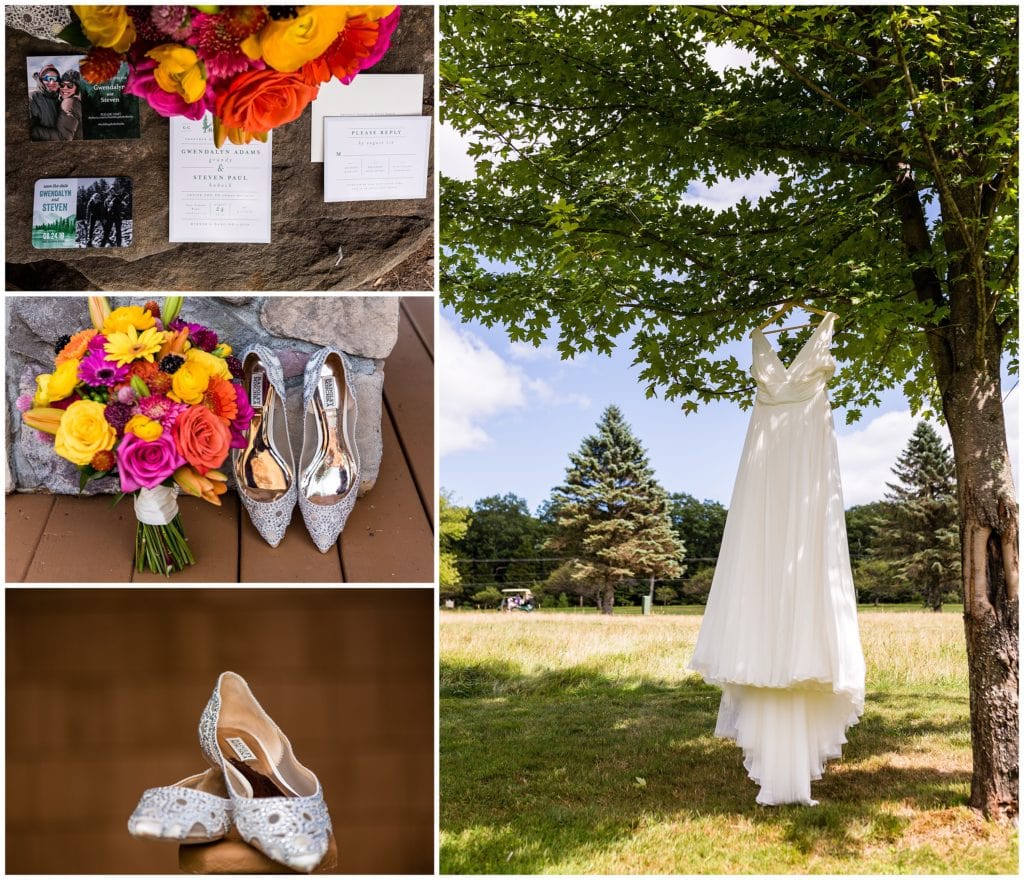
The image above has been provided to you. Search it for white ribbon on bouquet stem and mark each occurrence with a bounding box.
[134,485,179,526]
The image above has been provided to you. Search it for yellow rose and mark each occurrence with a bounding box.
[54,400,117,467]
[102,305,156,336]
[124,415,163,441]
[168,360,210,404]
[72,5,136,53]
[147,44,208,104]
[186,347,232,380]
[34,359,81,406]
[243,6,351,72]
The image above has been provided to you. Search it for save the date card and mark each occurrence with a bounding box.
[33,177,134,249]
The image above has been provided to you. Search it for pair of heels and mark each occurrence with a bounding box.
[128,672,331,873]
[234,346,360,551]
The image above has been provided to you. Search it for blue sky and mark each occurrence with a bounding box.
[439,308,1020,513]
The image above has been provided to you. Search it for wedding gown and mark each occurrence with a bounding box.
[689,312,865,805]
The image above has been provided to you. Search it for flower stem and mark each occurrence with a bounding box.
[134,515,195,576]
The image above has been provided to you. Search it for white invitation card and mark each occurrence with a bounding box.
[169,113,272,243]
[310,74,424,162]
[323,115,431,202]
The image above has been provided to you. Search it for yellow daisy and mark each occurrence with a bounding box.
[102,305,156,336]
[104,326,168,367]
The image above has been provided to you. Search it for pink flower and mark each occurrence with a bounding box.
[151,6,193,41]
[16,394,33,413]
[79,350,130,387]
[125,59,213,120]
[116,430,185,492]
[88,334,108,354]
[135,394,188,429]
[189,8,267,80]
[229,382,254,448]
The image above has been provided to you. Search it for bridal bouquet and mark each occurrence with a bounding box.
[63,4,400,146]
[20,297,253,575]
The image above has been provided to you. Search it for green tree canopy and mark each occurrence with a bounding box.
[548,405,684,613]
[441,5,1017,817]
[668,492,728,563]
[458,493,553,587]
[440,491,471,600]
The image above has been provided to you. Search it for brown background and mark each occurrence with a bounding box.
[6,588,434,874]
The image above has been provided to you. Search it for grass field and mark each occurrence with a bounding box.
[440,610,1017,874]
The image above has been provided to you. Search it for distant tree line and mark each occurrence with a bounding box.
[441,416,960,612]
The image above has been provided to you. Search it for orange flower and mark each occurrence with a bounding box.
[173,465,229,506]
[81,46,125,84]
[300,14,383,86]
[201,375,238,424]
[56,328,98,365]
[173,405,231,475]
[214,68,319,137]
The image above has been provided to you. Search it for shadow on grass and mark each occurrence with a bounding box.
[440,660,974,874]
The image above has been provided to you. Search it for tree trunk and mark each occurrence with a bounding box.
[941,324,1019,821]
[600,582,615,615]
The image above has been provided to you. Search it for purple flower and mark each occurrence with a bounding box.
[104,402,133,432]
[79,351,130,387]
[151,5,193,40]
[168,319,217,352]
[117,385,137,405]
[229,382,254,449]
[87,334,108,354]
[117,430,186,493]
[16,394,33,413]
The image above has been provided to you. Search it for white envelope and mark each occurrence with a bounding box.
[310,74,424,162]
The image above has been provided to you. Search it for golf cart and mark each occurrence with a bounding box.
[500,588,535,612]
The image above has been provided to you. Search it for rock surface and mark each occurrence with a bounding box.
[4,6,434,291]
[7,296,396,495]
[262,296,399,359]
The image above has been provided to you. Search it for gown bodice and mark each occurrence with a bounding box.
[752,313,836,406]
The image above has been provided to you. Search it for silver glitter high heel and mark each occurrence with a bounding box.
[128,767,232,842]
[232,346,297,547]
[297,347,361,553]
[199,672,331,873]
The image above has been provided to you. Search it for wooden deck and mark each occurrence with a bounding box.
[6,297,434,584]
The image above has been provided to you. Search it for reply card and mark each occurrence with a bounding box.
[310,73,424,162]
[169,113,272,243]
[323,115,431,202]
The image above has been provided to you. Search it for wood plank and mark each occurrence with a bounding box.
[341,408,433,583]
[239,492,343,583]
[401,295,434,356]
[24,495,137,582]
[5,494,55,582]
[132,494,240,583]
[384,304,434,520]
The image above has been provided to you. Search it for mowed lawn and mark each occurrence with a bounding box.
[440,610,1018,874]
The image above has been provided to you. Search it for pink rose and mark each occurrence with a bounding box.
[125,59,213,119]
[117,430,185,492]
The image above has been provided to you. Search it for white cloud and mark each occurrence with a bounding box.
[439,319,593,457]
[704,41,760,74]
[682,170,780,212]
[507,340,559,362]
[437,121,477,181]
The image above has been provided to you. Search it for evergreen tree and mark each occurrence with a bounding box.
[877,422,961,611]
[547,405,684,614]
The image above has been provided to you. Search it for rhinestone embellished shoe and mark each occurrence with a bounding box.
[199,672,331,873]
[128,767,232,842]
[297,347,361,553]
[233,346,297,547]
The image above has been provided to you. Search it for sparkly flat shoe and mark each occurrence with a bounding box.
[297,347,361,553]
[128,768,232,842]
[199,672,331,873]
[233,346,297,547]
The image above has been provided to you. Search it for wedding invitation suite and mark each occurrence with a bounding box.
[27,56,140,141]
[310,74,424,162]
[323,116,431,202]
[169,114,272,243]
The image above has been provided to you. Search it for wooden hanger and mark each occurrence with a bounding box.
[754,301,830,336]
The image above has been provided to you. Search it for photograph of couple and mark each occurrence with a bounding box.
[28,56,82,140]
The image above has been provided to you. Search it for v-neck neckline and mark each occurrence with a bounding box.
[754,312,834,375]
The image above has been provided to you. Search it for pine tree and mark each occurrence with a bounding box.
[877,422,961,611]
[547,405,684,614]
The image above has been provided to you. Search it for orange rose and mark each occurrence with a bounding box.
[173,406,231,475]
[214,69,319,137]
